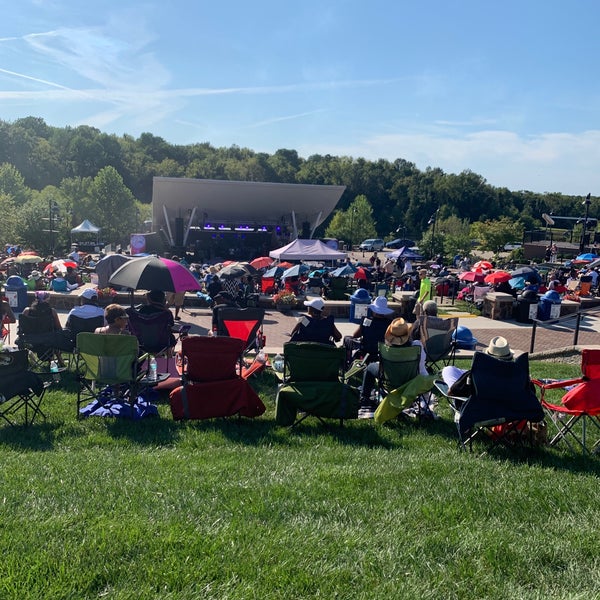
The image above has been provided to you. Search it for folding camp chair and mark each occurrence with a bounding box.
[420,315,458,374]
[75,332,146,418]
[373,343,436,423]
[436,351,544,452]
[275,342,359,427]
[16,312,73,370]
[0,349,49,426]
[532,349,600,455]
[64,315,105,369]
[169,336,265,421]
[126,308,178,374]
[216,307,266,354]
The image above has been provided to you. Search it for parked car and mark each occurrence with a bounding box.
[503,242,523,251]
[359,238,385,251]
[386,238,415,249]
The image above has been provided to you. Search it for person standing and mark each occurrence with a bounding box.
[414,269,433,317]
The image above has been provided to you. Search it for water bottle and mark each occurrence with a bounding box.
[273,353,284,372]
[149,356,158,381]
[50,359,60,382]
[256,350,266,364]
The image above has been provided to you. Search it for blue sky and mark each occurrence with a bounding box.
[1,0,599,196]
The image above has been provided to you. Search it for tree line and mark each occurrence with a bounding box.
[0,116,594,257]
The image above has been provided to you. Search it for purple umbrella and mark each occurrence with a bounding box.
[108,256,201,292]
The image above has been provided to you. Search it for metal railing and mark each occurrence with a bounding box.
[530,304,600,353]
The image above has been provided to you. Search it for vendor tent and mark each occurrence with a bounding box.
[71,219,100,234]
[269,239,346,261]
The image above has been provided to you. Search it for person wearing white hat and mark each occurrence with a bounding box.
[65,287,105,329]
[289,297,342,345]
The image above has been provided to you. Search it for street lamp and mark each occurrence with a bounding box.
[580,193,591,254]
[428,208,439,259]
[48,199,60,256]
[350,207,357,250]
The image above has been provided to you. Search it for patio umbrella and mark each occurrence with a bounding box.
[459,270,486,283]
[108,256,201,292]
[277,261,294,269]
[249,256,273,270]
[14,254,43,264]
[484,270,512,284]
[281,264,310,279]
[473,260,493,270]
[511,266,541,283]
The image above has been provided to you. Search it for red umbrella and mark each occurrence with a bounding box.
[278,261,294,269]
[250,256,273,270]
[353,267,370,280]
[43,259,77,274]
[459,269,486,283]
[473,260,493,270]
[484,270,512,284]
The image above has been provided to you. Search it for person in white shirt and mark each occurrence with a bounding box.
[65,288,105,329]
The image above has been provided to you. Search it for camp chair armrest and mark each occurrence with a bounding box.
[532,377,584,391]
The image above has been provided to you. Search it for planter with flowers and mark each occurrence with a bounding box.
[272,290,297,313]
[96,287,118,305]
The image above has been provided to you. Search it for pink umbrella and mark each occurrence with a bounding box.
[108,256,202,292]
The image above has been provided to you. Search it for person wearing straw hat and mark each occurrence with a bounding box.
[357,317,428,419]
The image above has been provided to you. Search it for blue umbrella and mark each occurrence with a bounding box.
[263,266,284,278]
[281,264,310,279]
[508,276,526,290]
[575,253,599,262]
[330,264,357,277]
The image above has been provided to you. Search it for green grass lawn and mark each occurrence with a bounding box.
[2,360,600,599]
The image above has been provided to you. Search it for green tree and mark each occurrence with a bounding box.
[84,166,139,245]
[325,195,376,246]
[470,217,523,253]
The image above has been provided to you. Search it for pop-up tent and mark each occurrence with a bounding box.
[71,219,100,235]
[269,239,346,261]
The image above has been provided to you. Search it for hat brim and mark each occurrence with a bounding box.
[369,305,394,315]
[485,348,513,359]
[385,334,409,346]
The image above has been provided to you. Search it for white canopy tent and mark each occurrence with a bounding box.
[71,219,100,234]
[269,239,347,261]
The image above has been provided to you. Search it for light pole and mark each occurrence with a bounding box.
[428,208,439,259]
[46,199,60,256]
[350,207,357,250]
[580,193,591,254]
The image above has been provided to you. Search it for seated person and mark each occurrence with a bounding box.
[95,304,130,335]
[410,300,445,342]
[358,317,428,419]
[65,288,105,329]
[50,273,78,292]
[134,290,175,341]
[344,295,394,364]
[289,298,342,345]
[20,290,68,365]
[65,266,82,287]
[441,335,516,395]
